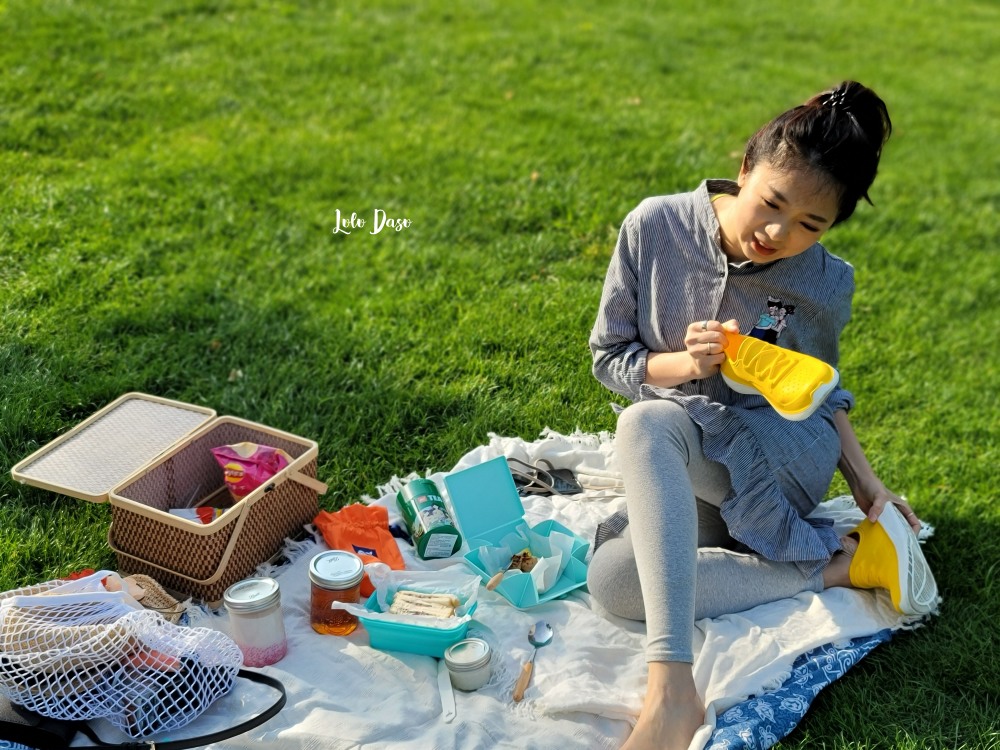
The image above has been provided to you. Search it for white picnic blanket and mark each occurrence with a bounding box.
[76,429,925,749]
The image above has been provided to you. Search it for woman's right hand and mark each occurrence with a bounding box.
[643,319,741,388]
[683,319,740,379]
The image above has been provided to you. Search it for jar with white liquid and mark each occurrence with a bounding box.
[223,577,288,667]
[444,638,492,691]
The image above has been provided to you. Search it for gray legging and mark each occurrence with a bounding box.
[587,400,824,663]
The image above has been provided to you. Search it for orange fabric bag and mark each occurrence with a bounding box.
[313,504,406,597]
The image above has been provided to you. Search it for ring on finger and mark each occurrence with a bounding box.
[706,342,713,355]
[701,320,708,331]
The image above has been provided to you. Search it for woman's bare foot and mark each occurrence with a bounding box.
[822,534,859,589]
[622,662,705,750]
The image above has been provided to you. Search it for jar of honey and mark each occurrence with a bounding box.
[308,550,365,635]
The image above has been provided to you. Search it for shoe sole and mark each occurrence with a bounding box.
[719,333,840,421]
[877,503,938,615]
[722,367,839,421]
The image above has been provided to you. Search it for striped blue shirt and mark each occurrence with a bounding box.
[590,180,854,576]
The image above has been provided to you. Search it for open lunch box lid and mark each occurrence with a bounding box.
[443,455,589,609]
[10,392,217,503]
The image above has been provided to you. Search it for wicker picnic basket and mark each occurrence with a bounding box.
[11,393,326,604]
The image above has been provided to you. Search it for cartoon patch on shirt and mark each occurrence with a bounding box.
[749,296,795,343]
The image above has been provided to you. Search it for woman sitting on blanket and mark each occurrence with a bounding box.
[586,81,938,750]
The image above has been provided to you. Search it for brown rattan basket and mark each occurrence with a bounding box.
[11,393,326,604]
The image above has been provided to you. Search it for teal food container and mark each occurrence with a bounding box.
[396,479,462,559]
[443,456,590,609]
[360,593,477,656]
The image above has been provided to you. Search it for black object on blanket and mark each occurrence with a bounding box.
[0,668,286,750]
[389,522,413,545]
[507,458,583,496]
[0,691,78,750]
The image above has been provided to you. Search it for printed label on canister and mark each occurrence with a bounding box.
[416,493,452,532]
[422,533,459,559]
[396,480,462,559]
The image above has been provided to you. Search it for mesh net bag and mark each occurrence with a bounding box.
[0,570,242,739]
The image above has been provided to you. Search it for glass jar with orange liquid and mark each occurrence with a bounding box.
[308,550,365,635]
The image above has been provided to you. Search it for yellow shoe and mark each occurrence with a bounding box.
[848,503,939,615]
[720,332,839,421]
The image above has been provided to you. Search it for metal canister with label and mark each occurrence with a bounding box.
[396,478,462,559]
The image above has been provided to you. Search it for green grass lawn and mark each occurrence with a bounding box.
[2,0,998,747]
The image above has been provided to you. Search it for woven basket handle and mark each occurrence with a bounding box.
[241,471,327,508]
[107,471,325,592]
[107,501,252,589]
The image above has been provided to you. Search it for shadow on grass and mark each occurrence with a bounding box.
[0,276,605,588]
[780,509,1000,749]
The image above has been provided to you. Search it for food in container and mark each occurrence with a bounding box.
[355,565,481,657]
[211,442,292,501]
[387,590,460,618]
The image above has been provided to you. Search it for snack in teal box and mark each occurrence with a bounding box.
[443,456,589,609]
[396,478,463,559]
[348,565,480,657]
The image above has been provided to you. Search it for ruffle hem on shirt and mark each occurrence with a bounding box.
[602,386,847,579]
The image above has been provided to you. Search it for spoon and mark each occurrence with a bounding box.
[512,620,553,702]
[486,551,518,591]
[486,565,507,591]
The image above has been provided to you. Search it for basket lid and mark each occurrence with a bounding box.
[10,392,215,503]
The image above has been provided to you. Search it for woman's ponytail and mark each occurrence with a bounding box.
[743,81,892,225]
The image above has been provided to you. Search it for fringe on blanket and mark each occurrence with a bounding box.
[368,472,424,504]
[359,428,626,507]
[534,427,617,449]
[175,527,325,627]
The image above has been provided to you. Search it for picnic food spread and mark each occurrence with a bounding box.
[4,395,941,750]
[4,394,597,743]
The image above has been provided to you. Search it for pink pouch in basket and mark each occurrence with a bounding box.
[211,442,292,501]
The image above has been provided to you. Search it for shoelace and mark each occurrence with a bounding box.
[729,337,800,389]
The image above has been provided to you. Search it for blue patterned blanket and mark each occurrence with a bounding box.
[707,629,893,749]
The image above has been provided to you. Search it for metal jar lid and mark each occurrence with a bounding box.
[309,550,365,590]
[444,638,491,672]
[223,577,281,613]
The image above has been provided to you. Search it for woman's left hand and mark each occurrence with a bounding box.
[834,409,922,535]
[855,482,922,534]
